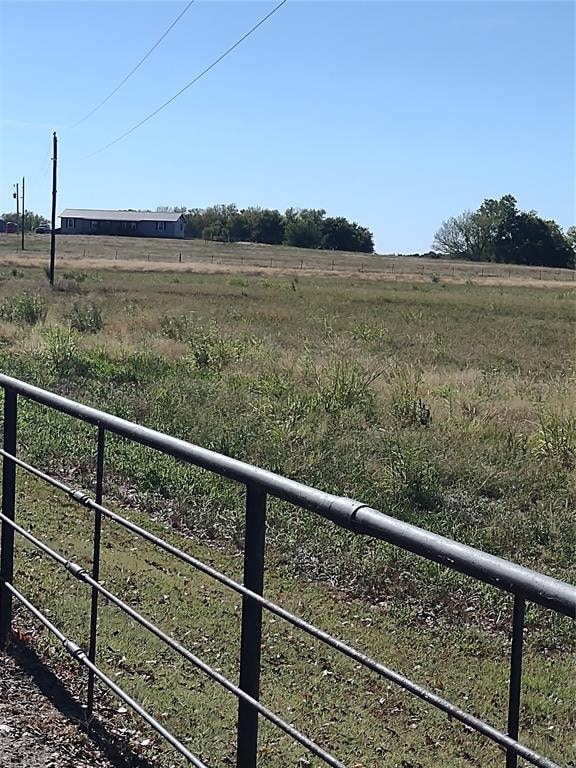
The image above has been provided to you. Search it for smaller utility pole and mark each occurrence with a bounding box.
[49,132,58,285]
[21,177,25,250]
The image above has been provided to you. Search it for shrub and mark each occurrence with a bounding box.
[531,416,576,469]
[160,314,195,342]
[311,361,380,417]
[390,369,432,427]
[161,315,243,371]
[41,326,85,376]
[187,330,240,371]
[62,271,88,282]
[68,302,103,334]
[0,293,47,326]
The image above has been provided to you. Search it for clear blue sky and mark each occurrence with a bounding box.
[0,1,574,252]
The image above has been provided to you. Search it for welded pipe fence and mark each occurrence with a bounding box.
[0,374,574,768]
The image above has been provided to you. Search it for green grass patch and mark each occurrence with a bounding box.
[8,475,575,768]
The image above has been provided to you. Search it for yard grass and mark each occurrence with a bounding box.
[0,262,575,766]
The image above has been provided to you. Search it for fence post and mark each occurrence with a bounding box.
[505,596,525,768]
[0,389,17,648]
[86,426,105,721]
[236,485,267,768]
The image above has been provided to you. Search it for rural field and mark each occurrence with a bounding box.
[1,233,575,285]
[0,238,574,767]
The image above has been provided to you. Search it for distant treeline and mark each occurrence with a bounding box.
[433,195,575,269]
[157,205,374,253]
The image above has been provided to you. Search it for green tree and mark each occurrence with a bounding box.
[180,203,373,251]
[249,208,285,245]
[320,217,374,253]
[283,208,326,249]
[566,226,576,254]
[284,218,322,249]
[433,196,573,268]
[494,212,574,268]
[433,196,518,261]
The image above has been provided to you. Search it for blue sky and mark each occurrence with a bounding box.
[0,0,574,252]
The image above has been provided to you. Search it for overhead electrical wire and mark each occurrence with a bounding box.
[73,0,196,127]
[85,0,288,159]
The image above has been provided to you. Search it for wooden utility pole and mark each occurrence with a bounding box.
[21,177,25,250]
[49,132,58,285]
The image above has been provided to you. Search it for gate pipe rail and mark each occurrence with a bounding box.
[1,374,575,768]
[0,504,562,768]
[0,509,346,768]
[3,581,209,768]
[0,374,574,617]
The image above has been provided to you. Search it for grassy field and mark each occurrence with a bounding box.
[1,233,575,285]
[0,260,575,766]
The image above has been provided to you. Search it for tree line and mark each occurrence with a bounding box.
[433,195,575,268]
[1,211,49,231]
[157,205,375,253]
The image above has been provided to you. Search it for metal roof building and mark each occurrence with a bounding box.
[59,209,185,239]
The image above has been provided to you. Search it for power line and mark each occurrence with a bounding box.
[73,0,195,127]
[85,0,288,159]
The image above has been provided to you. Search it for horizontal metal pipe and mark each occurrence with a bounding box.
[0,510,344,767]
[0,378,574,617]
[0,471,561,768]
[78,567,345,768]
[4,582,209,768]
[0,510,68,566]
[351,507,576,618]
[0,376,359,526]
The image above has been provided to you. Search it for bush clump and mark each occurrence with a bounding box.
[0,293,47,326]
[68,302,103,334]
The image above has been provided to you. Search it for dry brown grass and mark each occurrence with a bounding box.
[1,233,574,287]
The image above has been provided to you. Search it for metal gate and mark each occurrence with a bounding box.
[0,374,574,768]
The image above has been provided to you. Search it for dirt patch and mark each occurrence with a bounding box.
[0,651,114,768]
[0,631,165,768]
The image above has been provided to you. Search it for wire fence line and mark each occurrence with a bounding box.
[1,237,574,283]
